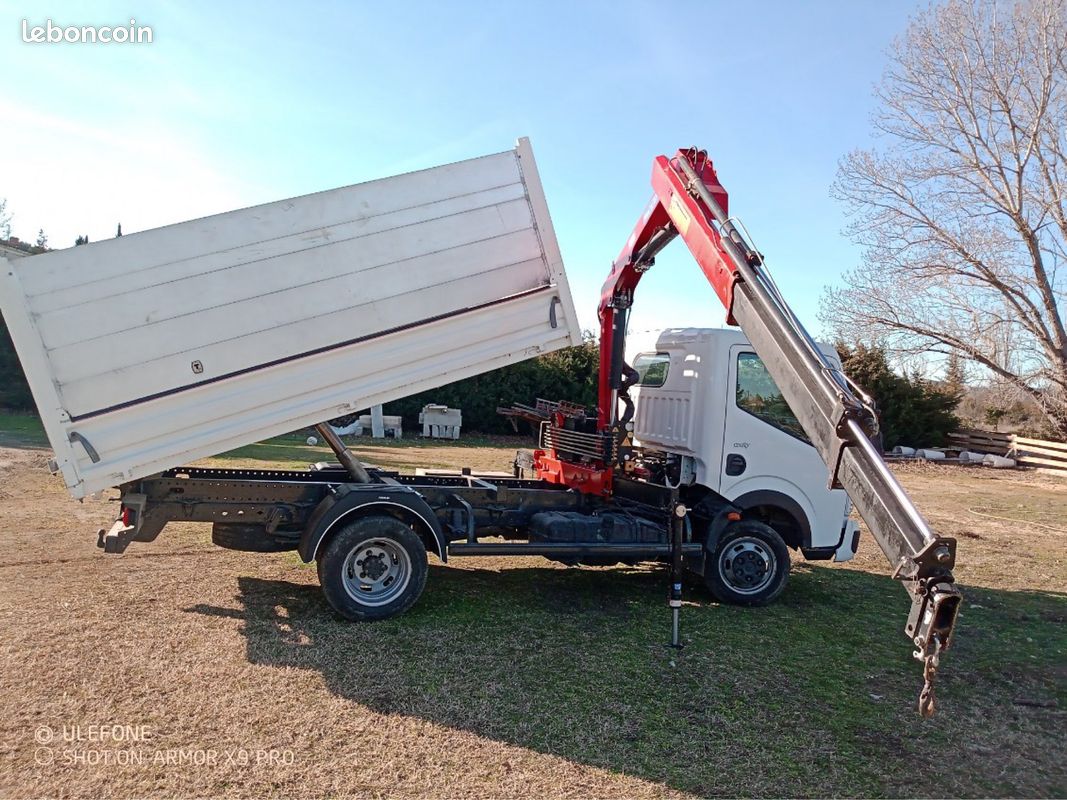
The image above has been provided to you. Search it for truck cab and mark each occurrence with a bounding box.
[628,328,860,563]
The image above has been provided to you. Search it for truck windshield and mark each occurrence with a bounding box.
[736,352,811,444]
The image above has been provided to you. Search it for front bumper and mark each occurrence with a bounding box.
[834,519,861,562]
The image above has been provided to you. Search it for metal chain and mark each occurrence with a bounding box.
[918,637,942,718]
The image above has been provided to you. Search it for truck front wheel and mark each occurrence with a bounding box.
[704,521,789,606]
[317,515,428,621]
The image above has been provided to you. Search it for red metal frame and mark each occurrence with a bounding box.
[596,151,730,431]
[532,449,613,495]
[536,148,741,496]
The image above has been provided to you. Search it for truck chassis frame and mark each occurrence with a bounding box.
[107,464,718,568]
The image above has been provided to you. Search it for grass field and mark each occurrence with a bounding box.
[0,411,47,448]
[0,420,1063,798]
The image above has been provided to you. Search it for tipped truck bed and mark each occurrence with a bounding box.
[0,138,580,497]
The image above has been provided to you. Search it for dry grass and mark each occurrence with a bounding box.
[0,434,1064,799]
[852,461,1067,594]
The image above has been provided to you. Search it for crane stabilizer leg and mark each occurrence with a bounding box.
[671,154,962,715]
[668,500,686,649]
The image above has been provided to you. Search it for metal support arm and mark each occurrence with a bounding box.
[314,423,372,484]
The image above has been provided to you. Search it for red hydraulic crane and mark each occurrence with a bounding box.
[534,148,961,716]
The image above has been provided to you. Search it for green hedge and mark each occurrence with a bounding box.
[0,313,34,410]
[383,340,599,434]
[836,342,960,450]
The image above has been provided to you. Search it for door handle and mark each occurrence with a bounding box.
[548,295,561,328]
[725,453,746,476]
[68,431,101,463]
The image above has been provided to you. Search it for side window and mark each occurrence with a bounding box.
[735,352,811,444]
[633,352,670,387]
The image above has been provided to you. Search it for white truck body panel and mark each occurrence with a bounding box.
[0,138,580,498]
[628,328,856,558]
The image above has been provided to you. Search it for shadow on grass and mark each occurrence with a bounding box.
[188,561,1067,798]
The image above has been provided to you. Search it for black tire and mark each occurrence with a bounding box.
[317,515,428,621]
[704,520,790,606]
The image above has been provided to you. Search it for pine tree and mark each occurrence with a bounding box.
[835,341,959,449]
[944,350,967,400]
[35,229,48,249]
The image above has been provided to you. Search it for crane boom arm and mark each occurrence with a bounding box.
[600,149,961,715]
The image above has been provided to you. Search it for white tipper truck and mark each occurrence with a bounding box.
[0,140,959,714]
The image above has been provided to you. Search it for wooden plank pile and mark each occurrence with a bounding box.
[948,430,1067,475]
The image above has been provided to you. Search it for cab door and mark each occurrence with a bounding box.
[719,345,846,548]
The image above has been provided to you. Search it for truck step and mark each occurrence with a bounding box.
[447,542,703,557]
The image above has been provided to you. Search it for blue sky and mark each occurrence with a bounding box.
[0,0,924,335]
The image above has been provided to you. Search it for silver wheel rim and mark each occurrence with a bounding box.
[718,536,776,595]
[342,538,412,607]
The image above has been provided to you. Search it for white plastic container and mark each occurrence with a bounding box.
[982,454,1017,469]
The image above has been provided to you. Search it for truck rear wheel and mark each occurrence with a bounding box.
[704,520,789,606]
[317,515,428,621]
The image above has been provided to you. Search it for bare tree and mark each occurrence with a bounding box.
[0,198,10,239]
[823,0,1067,437]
